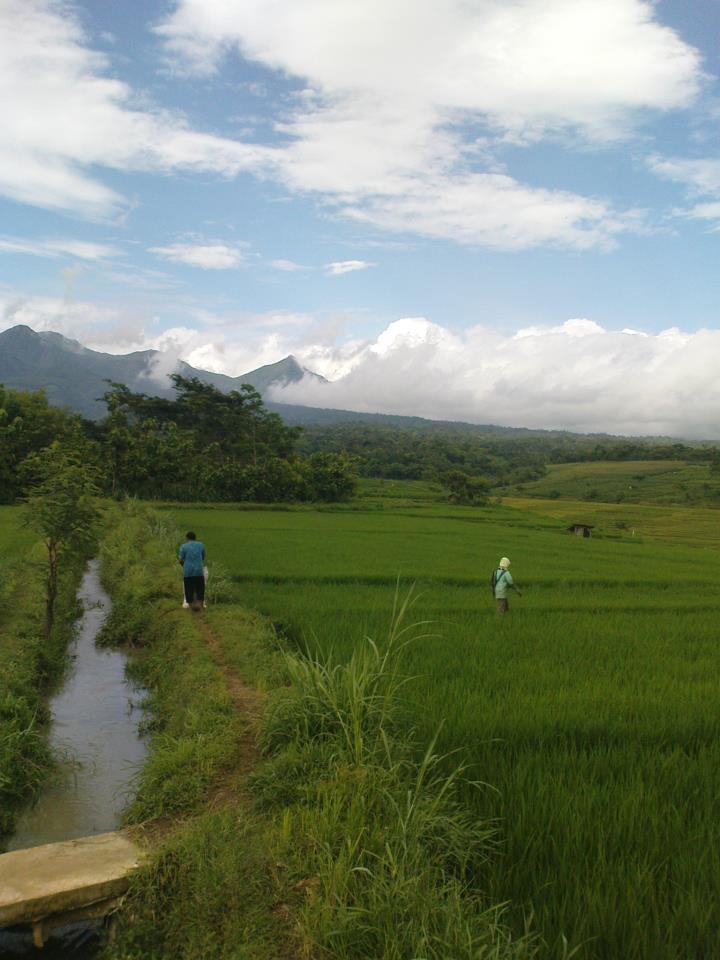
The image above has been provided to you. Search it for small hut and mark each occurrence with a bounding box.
[567,523,593,538]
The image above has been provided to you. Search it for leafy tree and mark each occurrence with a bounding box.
[306,452,358,501]
[442,470,489,506]
[23,444,100,636]
[0,386,79,503]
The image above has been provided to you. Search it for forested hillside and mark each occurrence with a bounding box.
[297,421,718,487]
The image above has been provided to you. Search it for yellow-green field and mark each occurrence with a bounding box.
[167,486,720,960]
[504,495,720,545]
[503,459,719,506]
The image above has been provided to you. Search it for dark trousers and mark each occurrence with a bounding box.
[183,575,205,604]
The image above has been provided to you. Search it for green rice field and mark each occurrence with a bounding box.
[170,486,720,960]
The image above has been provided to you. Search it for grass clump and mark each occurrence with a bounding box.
[253,592,537,960]
[108,808,290,960]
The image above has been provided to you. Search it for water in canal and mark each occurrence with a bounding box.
[0,559,147,957]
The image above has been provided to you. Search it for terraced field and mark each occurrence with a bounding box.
[503,458,718,505]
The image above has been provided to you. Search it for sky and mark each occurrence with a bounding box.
[1,0,720,438]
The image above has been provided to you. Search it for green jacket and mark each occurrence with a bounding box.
[494,568,517,599]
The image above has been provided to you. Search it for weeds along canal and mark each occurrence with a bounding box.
[0,559,147,958]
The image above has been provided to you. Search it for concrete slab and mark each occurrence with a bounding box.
[0,831,144,928]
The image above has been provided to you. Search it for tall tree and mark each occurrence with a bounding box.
[23,444,100,636]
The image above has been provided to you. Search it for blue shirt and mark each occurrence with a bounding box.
[179,540,205,577]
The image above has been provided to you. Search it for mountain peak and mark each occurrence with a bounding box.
[0,326,326,417]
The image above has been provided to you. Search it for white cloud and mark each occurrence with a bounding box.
[159,0,699,134]
[149,242,247,269]
[649,156,720,229]
[325,260,375,276]
[0,236,118,260]
[3,0,702,249]
[269,317,720,439]
[649,156,720,196]
[0,294,147,351]
[270,259,306,271]
[155,0,701,248]
[0,0,273,218]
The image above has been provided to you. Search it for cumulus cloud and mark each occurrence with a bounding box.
[325,260,375,276]
[0,0,273,218]
[270,317,720,439]
[3,0,702,249]
[155,0,701,248]
[0,236,118,260]
[149,242,247,269]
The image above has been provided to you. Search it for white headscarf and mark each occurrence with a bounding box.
[499,557,511,569]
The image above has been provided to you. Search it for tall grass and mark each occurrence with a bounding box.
[0,522,88,845]
[253,590,537,960]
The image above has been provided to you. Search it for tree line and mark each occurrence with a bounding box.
[2,379,718,509]
[0,378,357,505]
[295,422,719,488]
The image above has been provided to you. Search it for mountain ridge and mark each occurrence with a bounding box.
[0,324,699,443]
[0,324,325,418]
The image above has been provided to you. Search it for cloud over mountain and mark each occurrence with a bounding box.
[274,317,720,439]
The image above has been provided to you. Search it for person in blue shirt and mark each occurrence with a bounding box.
[178,531,206,610]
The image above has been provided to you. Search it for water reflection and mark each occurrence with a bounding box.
[0,559,147,957]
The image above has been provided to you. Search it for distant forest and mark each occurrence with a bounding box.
[297,422,718,487]
[1,379,718,504]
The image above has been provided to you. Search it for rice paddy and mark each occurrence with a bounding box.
[169,483,720,959]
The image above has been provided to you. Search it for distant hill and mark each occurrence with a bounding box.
[0,325,325,419]
[0,324,709,446]
[0,323,569,435]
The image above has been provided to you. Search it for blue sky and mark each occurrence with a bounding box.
[1,0,719,436]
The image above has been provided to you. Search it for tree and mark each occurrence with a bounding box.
[442,470,490,506]
[306,452,358,501]
[23,444,100,636]
[0,385,78,503]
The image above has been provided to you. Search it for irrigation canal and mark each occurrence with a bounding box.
[0,560,147,957]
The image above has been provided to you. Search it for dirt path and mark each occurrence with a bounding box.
[196,616,265,777]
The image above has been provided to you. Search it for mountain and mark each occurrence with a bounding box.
[0,325,325,419]
[0,324,689,443]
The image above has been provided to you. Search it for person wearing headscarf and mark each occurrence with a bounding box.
[493,556,522,615]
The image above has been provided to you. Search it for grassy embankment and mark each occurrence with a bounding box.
[167,479,720,960]
[99,503,534,960]
[0,506,88,843]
